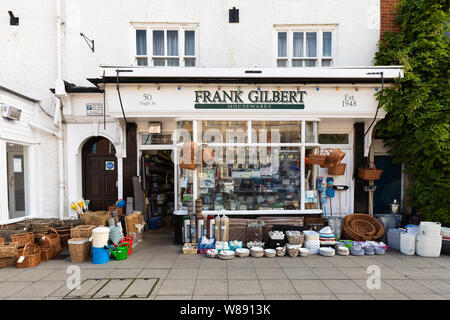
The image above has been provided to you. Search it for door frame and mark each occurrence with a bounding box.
[6,144,29,220]
[138,144,177,215]
[81,137,118,211]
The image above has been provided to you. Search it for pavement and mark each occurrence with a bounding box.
[1,232,449,300]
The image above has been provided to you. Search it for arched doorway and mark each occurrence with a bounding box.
[82,137,118,211]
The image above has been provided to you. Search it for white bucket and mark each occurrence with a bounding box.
[400,233,416,255]
[416,234,442,257]
[419,222,441,236]
[91,226,110,248]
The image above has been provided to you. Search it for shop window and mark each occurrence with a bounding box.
[141,133,173,145]
[199,121,248,144]
[276,26,336,67]
[197,146,301,211]
[318,133,349,144]
[134,25,197,67]
[305,147,320,210]
[251,121,301,143]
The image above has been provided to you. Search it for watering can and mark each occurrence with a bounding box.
[105,242,130,261]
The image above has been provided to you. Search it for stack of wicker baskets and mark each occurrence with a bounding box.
[70,225,95,238]
[308,148,346,175]
[342,213,384,241]
[81,211,110,226]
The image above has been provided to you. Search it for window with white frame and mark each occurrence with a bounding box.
[276,26,336,67]
[134,24,197,67]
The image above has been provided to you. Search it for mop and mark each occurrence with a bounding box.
[318,177,327,216]
[332,185,349,216]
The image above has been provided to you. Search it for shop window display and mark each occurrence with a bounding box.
[305,147,320,210]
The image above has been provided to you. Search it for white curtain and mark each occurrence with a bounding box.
[306,32,317,57]
[323,32,332,57]
[167,30,178,56]
[185,30,195,55]
[153,30,164,55]
[278,32,287,57]
[293,32,303,57]
[136,30,147,55]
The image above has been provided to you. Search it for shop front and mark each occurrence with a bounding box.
[76,66,403,221]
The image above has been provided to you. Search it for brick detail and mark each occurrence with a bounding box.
[380,0,402,40]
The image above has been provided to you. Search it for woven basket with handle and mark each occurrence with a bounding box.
[309,148,331,166]
[328,163,346,175]
[16,241,41,268]
[0,241,19,259]
[327,148,346,165]
[358,163,383,180]
[10,232,34,248]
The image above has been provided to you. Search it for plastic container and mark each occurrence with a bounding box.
[400,232,416,255]
[416,235,442,257]
[387,228,406,251]
[325,217,342,240]
[405,225,419,235]
[119,236,134,255]
[419,222,441,236]
[91,227,110,248]
[92,245,110,264]
[375,214,397,243]
[441,239,450,255]
[150,216,163,229]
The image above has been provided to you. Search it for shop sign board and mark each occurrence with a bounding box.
[194,89,306,109]
[86,103,103,116]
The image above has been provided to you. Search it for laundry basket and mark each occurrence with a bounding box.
[400,232,416,256]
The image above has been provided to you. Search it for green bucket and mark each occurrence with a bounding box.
[110,242,129,260]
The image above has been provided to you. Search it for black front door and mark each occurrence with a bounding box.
[82,137,118,211]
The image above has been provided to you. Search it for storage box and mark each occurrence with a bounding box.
[387,228,406,251]
[150,217,163,229]
[68,238,90,263]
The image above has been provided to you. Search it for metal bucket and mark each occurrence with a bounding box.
[375,214,397,243]
[325,217,342,240]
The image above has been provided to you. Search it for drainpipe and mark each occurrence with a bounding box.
[55,0,65,219]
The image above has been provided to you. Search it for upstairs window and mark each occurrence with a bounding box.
[276,26,336,67]
[134,24,197,67]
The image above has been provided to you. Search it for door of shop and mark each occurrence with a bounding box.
[374,155,402,213]
[6,144,27,219]
[82,137,118,211]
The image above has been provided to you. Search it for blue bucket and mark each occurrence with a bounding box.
[92,245,110,264]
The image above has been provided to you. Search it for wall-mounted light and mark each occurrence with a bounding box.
[229,7,239,23]
[8,11,19,26]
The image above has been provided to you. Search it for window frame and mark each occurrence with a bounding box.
[275,25,337,68]
[132,23,199,67]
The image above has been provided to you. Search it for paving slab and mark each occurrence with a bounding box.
[108,268,143,278]
[155,295,192,300]
[138,268,170,279]
[300,294,337,300]
[229,295,265,300]
[158,279,196,296]
[228,268,258,280]
[0,281,32,297]
[227,258,254,269]
[291,280,333,295]
[370,293,410,300]
[282,267,318,280]
[259,280,297,295]
[62,279,109,299]
[228,280,262,295]
[167,268,199,280]
[321,280,366,294]
[192,295,228,300]
[385,280,434,295]
[197,268,227,280]
[255,268,287,280]
[335,293,375,300]
[6,268,54,281]
[194,280,227,295]
[406,293,446,300]
[311,267,349,280]
[264,294,301,300]
[414,280,450,294]
[12,281,65,297]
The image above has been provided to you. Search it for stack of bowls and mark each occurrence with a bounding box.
[319,226,335,246]
[416,221,442,257]
[319,247,335,257]
[303,231,320,254]
[350,243,365,256]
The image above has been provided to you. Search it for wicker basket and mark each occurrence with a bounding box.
[16,242,41,268]
[342,214,384,241]
[327,148,345,165]
[350,219,376,236]
[308,148,331,166]
[0,256,17,268]
[70,225,95,238]
[68,238,91,263]
[358,164,383,180]
[39,245,54,261]
[90,211,111,226]
[10,232,34,247]
[182,243,198,254]
[286,233,304,245]
[0,238,3,245]
[0,242,19,258]
[328,163,346,175]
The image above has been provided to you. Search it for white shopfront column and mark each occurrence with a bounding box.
[117,155,123,199]
[0,140,9,222]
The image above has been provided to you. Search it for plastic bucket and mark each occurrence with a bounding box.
[375,214,397,243]
[92,245,110,264]
[400,233,416,255]
[119,236,134,255]
[325,217,342,240]
[91,226,110,247]
[111,243,129,260]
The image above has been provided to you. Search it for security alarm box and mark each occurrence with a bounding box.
[1,104,22,121]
